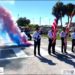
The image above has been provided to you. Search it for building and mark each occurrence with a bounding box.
[40,25,51,34]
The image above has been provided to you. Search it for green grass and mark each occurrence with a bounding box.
[42,34,71,41]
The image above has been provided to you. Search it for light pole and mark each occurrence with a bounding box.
[17,14,19,19]
[49,19,50,26]
[39,17,41,26]
[33,18,34,24]
[60,11,62,28]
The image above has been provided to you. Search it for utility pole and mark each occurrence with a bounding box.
[60,11,62,28]
[33,18,34,24]
[49,19,50,26]
[39,17,41,26]
[18,14,19,19]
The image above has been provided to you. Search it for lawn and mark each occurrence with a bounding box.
[42,34,71,41]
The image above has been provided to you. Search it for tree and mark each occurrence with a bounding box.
[52,2,66,28]
[17,17,30,27]
[65,3,75,23]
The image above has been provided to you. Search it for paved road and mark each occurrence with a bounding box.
[0,37,75,74]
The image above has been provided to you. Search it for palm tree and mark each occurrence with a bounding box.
[65,3,75,23]
[52,2,66,28]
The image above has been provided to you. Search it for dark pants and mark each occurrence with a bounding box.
[27,34,32,40]
[72,39,75,52]
[48,38,56,54]
[34,39,41,55]
[61,37,66,53]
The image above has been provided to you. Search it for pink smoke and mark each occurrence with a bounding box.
[0,6,31,45]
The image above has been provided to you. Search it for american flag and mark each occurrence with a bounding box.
[52,18,58,43]
[52,18,58,32]
[64,8,75,46]
[66,8,75,33]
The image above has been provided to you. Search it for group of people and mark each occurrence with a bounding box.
[32,26,75,56]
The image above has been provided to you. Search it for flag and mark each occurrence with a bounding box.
[52,18,58,43]
[52,18,58,32]
[65,8,75,46]
[66,8,75,33]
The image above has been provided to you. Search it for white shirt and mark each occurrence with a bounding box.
[33,31,41,40]
[71,32,75,39]
[48,30,53,39]
[60,31,66,38]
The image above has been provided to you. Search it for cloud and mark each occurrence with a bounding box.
[0,0,15,5]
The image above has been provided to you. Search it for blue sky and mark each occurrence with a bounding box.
[0,0,75,26]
